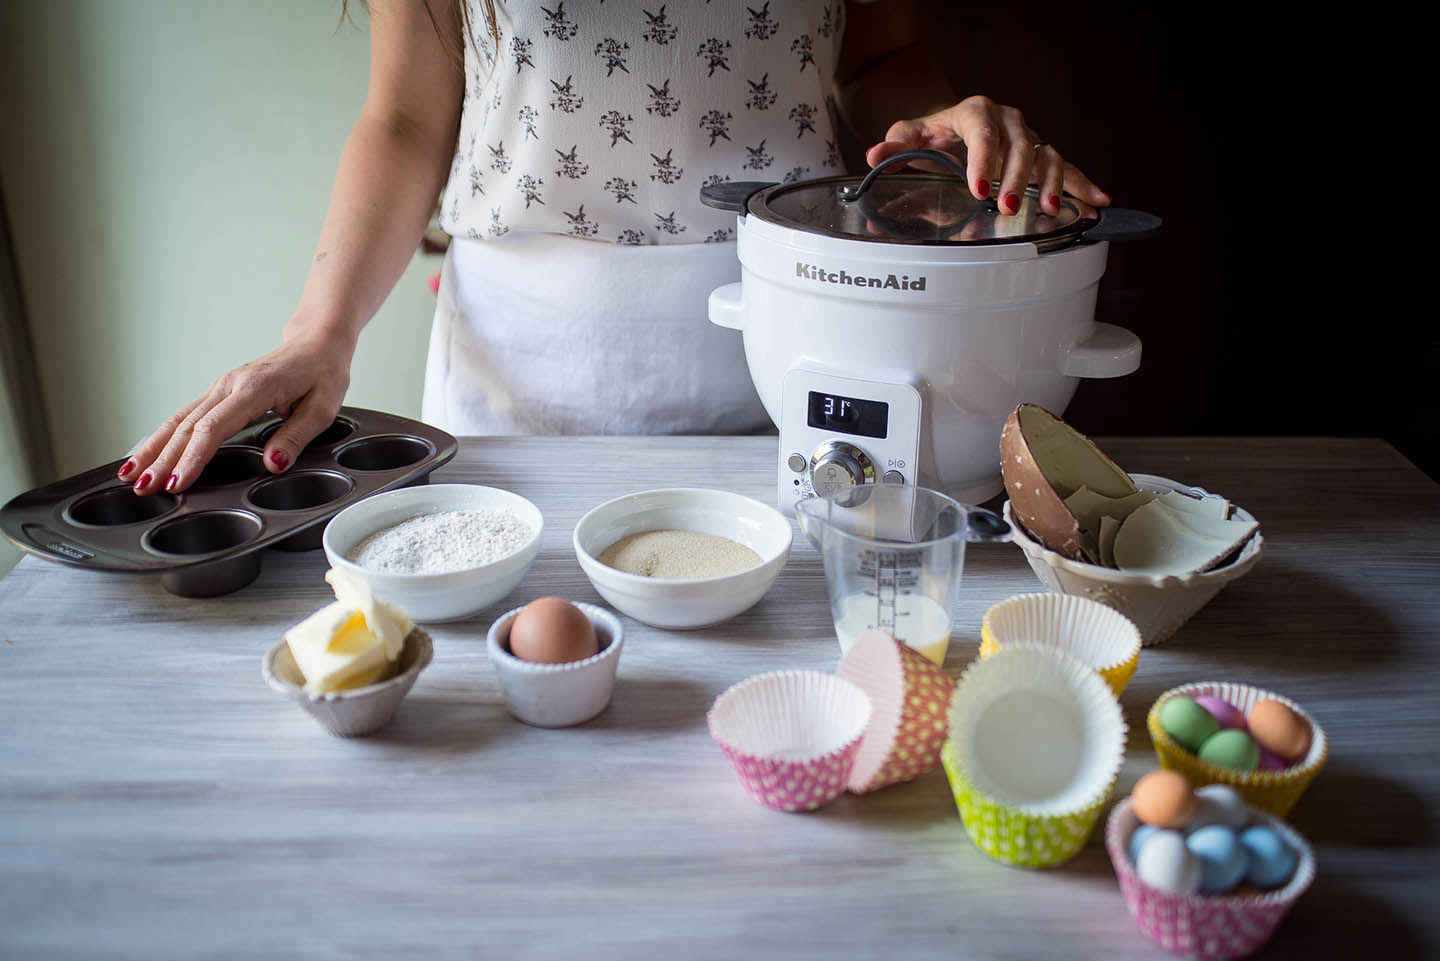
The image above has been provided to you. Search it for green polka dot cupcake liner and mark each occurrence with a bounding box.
[942,644,1127,869]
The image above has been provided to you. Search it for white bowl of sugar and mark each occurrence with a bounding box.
[323,484,543,622]
[573,488,792,629]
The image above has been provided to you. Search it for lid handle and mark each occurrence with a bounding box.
[837,149,968,202]
[699,180,778,213]
[1081,206,1163,242]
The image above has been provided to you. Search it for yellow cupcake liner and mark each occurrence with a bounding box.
[1148,681,1328,817]
[979,593,1141,696]
[941,740,1109,868]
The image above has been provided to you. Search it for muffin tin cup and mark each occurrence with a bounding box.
[1105,797,1316,960]
[1148,682,1328,817]
[980,592,1142,695]
[943,644,1127,868]
[835,629,954,794]
[262,627,434,737]
[0,408,457,597]
[485,603,624,728]
[708,671,872,813]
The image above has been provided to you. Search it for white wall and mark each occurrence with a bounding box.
[0,0,434,482]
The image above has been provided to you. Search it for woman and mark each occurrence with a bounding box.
[119,0,1109,494]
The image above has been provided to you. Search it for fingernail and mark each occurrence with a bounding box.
[269,450,290,471]
[1049,194,1062,211]
[976,178,990,199]
[134,471,153,492]
[164,474,179,493]
[117,459,136,480]
[1004,192,1020,213]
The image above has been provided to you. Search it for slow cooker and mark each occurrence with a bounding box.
[700,149,1160,510]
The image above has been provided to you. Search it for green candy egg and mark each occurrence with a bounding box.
[1159,696,1221,752]
[1198,729,1261,772]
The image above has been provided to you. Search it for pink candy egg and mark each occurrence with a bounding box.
[1258,747,1290,771]
[1194,694,1247,731]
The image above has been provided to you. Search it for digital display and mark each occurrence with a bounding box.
[807,391,888,438]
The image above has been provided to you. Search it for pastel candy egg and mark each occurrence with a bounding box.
[1159,696,1220,752]
[1193,694,1247,731]
[1186,825,1251,893]
[1258,747,1290,771]
[1239,825,1297,888]
[1191,784,1250,829]
[1132,770,1199,828]
[1198,729,1260,772]
[1135,830,1201,895]
[1129,823,1161,864]
[1247,699,1312,761]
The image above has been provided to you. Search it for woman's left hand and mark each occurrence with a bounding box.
[866,95,1111,216]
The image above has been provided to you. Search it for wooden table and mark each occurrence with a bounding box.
[2,437,1437,960]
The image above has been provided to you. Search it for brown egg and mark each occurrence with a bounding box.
[508,597,599,664]
[1247,699,1312,761]
[1131,770,1199,828]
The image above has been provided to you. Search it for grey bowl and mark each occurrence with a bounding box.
[262,627,433,736]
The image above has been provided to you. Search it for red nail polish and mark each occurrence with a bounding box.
[117,459,136,479]
[1049,194,1062,210]
[1004,192,1020,213]
[976,179,990,199]
[270,450,290,470]
[135,471,153,491]
[165,474,179,492]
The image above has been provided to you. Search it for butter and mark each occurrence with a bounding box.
[284,572,414,695]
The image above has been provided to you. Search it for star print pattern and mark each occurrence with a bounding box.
[439,1,852,246]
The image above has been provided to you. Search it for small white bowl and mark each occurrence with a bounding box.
[486,602,624,727]
[1005,473,1263,645]
[323,483,543,622]
[262,628,433,737]
[572,488,792,629]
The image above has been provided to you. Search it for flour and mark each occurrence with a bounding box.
[348,509,534,575]
[596,529,761,579]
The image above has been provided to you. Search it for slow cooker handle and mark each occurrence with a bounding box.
[1080,207,1163,242]
[699,181,779,212]
[836,149,968,202]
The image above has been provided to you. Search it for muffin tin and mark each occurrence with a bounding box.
[0,407,457,598]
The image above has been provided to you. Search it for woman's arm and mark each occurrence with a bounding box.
[123,0,464,494]
[836,1,1109,216]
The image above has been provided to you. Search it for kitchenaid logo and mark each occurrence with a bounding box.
[795,262,927,291]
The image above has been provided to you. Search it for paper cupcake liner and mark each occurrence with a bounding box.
[262,628,433,737]
[980,592,1142,695]
[836,629,955,794]
[943,643,1127,867]
[708,671,872,812]
[1105,798,1316,960]
[1148,682,1328,817]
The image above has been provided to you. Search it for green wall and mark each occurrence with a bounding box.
[0,0,434,491]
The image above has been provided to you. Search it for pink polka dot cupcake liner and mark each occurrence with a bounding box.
[708,670,871,813]
[1106,797,1316,960]
[836,629,955,794]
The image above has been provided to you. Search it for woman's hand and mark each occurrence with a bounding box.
[866,95,1111,216]
[118,329,354,495]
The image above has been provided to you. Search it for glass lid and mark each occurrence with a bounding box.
[748,149,1099,251]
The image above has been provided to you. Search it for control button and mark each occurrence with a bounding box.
[787,453,807,473]
[882,470,905,485]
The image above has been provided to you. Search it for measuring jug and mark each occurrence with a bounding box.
[795,486,1011,665]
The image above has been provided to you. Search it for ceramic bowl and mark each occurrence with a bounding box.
[1005,473,1263,645]
[323,483,543,622]
[486,602,624,727]
[572,488,791,629]
[262,627,433,737]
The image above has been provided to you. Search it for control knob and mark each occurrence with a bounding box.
[809,441,875,496]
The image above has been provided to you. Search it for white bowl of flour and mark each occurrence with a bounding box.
[573,488,791,629]
[324,484,543,621]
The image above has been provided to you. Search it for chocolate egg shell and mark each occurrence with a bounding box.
[1132,770,1199,828]
[1000,404,1136,560]
[1198,729,1261,772]
[1247,699,1312,761]
[1159,696,1221,752]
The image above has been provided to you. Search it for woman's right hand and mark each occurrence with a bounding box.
[118,328,354,495]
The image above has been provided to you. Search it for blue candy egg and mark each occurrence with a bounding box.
[1240,825,1297,889]
[1185,825,1250,893]
[1129,824,1160,864]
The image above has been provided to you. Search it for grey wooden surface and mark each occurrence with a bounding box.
[2,436,1438,961]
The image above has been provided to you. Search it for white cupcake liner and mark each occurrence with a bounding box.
[836,629,954,793]
[708,671,872,812]
[980,592,1142,694]
[948,643,1127,817]
[486,602,625,728]
[262,628,433,737]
